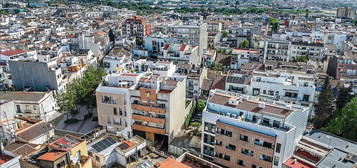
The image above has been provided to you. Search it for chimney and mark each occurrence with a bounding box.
[258,102,265,109]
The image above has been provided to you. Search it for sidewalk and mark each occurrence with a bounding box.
[55,106,99,135]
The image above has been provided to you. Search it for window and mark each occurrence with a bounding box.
[226,144,236,151]
[263,141,273,149]
[237,159,245,166]
[216,140,222,146]
[285,92,298,98]
[224,155,230,161]
[241,148,254,157]
[158,103,165,108]
[204,134,215,145]
[33,105,38,110]
[275,143,281,153]
[57,161,66,167]
[145,91,151,97]
[203,145,214,156]
[226,130,232,137]
[204,122,216,134]
[274,156,279,166]
[119,108,123,115]
[113,108,117,115]
[260,154,273,162]
[273,120,280,128]
[240,134,248,142]
[254,139,263,146]
[303,94,310,102]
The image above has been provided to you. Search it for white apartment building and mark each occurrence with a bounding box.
[263,40,292,62]
[230,49,260,69]
[225,70,316,107]
[159,43,200,68]
[0,91,58,121]
[291,42,324,61]
[167,22,208,57]
[201,89,310,168]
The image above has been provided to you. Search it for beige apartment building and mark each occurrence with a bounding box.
[96,62,187,145]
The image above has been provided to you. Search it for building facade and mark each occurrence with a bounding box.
[201,89,310,168]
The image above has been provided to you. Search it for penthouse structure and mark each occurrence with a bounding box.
[159,43,200,68]
[201,89,310,168]
[167,22,208,57]
[225,70,316,107]
[96,62,187,145]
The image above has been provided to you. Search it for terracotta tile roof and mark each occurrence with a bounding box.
[0,155,13,165]
[0,91,47,102]
[179,44,187,51]
[16,121,52,142]
[37,151,67,161]
[11,144,38,156]
[163,44,170,50]
[0,49,26,56]
[95,31,106,36]
[156,158,191,168]
[48,134,83,152]
[284,158,315,168]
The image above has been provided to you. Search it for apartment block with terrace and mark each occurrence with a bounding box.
[201,89,310,168]
[96,61,187,147]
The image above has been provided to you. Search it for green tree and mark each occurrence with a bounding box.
[314,77,335,129]
[210,63,224,71]
[240,40,249,49]
[269,18,279,33]
[56,65,106,119]
[136,37,143,46]
[195,100,206,113]
[354,20,357,26]
[221,31,228,38]
[336,85,354,109]
[293,55,309,62]
[323,97,357,141]
[108,28,116,47]
[57,87,77,119]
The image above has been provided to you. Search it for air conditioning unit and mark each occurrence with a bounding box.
[228,98,239,106]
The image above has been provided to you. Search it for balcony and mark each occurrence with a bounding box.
[132,114,166,124]
[131,104,166,114]
[132,123,166,135]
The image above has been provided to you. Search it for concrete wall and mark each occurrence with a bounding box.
[168,78,186,142]
[9,61,59,91]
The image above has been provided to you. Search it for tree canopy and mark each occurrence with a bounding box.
[314,77,335,129]
[240,40,249,49]
[336,85,353,109]
[108,28,116,46]
[56,65,106,118]
[323,97,357,141]
[269,18,279,33]
[293,55,309,62]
